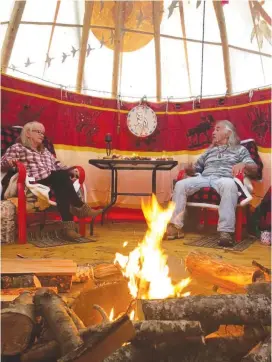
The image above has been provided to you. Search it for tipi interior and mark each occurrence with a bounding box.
[1,1,271,361]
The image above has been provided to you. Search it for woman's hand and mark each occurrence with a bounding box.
[6,159,19,168]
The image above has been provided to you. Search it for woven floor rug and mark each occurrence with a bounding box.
[27,222,96,248]
[183,234,257,251]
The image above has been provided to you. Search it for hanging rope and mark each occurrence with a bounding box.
[200,0,206,99]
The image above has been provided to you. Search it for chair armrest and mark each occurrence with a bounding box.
[15,162,27,184]
[71,166,85,185]
[176,170,186,181]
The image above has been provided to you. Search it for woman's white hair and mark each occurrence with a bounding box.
[20,121,45,150]
[216,120,240,148]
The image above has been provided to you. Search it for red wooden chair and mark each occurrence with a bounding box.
[15,162,87,244]
[1,126,87,244]
[175,139,263,242]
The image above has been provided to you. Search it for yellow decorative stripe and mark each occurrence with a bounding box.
[54,144,271,156]
[1,85,271,115]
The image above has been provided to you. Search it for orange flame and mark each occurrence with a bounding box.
[109,308,114,321]
[114,195,191,300]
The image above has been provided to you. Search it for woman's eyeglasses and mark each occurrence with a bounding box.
[32,130,45,135]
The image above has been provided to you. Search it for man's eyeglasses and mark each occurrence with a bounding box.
[32,130,45,135]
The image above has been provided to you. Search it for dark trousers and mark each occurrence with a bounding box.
[38,170,84,221]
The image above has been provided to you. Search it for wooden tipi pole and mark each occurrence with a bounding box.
[1,1,26,73]
[112,1,125,98]
[76,0,94,93]
[153,1,162,102]
[213,0,233,94]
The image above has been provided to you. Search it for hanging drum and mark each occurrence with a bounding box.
[127,105,157,138]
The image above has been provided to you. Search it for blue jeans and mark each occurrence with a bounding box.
[170,175,239,233]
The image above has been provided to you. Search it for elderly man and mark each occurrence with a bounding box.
[167,120,258,246]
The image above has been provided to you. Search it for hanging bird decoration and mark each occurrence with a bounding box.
[45,54,54,68]
[168,1,179,18]
[108,30,115,45]
[25,57,34,67]
[251,19,272,48]
[136,8,148,28]
[71,46,79,57]
[86,44,95,57]
[99,34,106,48]
[11,64,17,71]
[100,0,104,13]
[62,52,70,63]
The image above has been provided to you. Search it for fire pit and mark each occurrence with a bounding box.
[1,196,271,362]
[70,196,271,362]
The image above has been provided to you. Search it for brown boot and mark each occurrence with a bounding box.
[218,232,234,247]
[166,224,184,240]
[70,203,103,218]
[63,221,82,241]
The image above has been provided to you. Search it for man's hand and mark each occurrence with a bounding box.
[184,163,196,176]
[6,159,19,168]
[232,162,245,176]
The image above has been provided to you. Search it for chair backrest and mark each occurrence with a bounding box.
[1,126,56,156]
[240,139,263,180]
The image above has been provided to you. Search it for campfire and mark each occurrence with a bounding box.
[1,196,271,362]
[114,195,191,302]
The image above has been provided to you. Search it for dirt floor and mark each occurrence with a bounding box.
[2,222,271,268]
[2,221,271,304]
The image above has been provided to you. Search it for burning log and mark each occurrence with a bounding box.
[246,282,271,299]
[252,260,271,276]
[141,294,271,326]
[1,291,36,356]
[1,274,41,289]
[33,288,83,356]
[58,314,135,362]
[241,336,271,362]
[185,251,254,292]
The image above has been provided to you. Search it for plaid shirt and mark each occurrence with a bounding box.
[1,143,67,181]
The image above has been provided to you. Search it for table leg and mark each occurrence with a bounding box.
[101,168,118,225]
[152,169,157,195]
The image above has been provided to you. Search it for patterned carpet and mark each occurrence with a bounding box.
[27,221,96,248]
[183,233,257,251]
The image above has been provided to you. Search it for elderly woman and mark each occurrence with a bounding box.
[1,121,101,240]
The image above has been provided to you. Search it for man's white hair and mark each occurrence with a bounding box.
[216,120,240,148]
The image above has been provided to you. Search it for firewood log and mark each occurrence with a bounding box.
[33,288,83,356]
[21,341,61,362]
[1,286,58,295]
[132,320,203,345]
[246,282,271,299]
[141,294,271,326]
[66,307,86,330]
[241,336,271,362]
[185,251,254,292]
[21,319,203,361]
[1,291,36,356]
[104,334,262,362]
[58,315,135,362]
[1,274,41,289]
[103,344,153,362]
